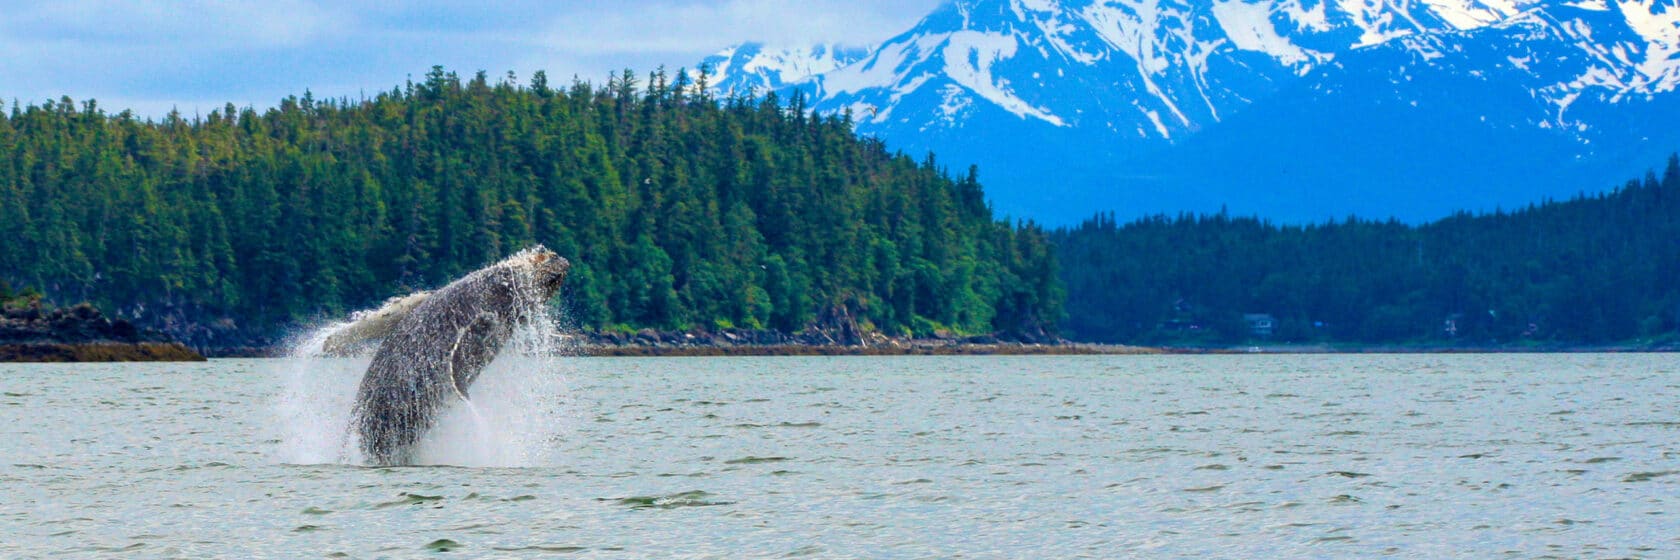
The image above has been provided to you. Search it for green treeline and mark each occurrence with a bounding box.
[1055,156,1680,346]
[0,281,41,309]
[0,67,1061,346]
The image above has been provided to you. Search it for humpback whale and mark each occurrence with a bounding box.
[338,246,570,465]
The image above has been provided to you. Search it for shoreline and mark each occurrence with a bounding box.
[574,335,1680,357]
[192,339,1680,359]
[576,344,1679,357]
[2,301,207,363]
[199,340,1163,358]
[575,341,1161,357]
[0,342,206,363]
[1164,342,1680,354]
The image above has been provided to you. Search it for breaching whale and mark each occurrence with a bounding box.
[334,246,570,466]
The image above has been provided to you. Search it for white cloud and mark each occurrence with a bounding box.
[0,0,347,49]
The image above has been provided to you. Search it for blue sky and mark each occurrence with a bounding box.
[0,0,940,118]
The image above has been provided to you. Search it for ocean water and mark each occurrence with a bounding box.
[2,353,1677,558]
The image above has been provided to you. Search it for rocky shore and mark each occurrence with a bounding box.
[569,327,1158,357]
[0,301,205,362]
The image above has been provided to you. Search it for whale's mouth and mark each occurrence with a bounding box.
[528,250,571,296]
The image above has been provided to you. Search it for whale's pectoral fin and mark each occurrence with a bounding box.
[323,291,433,355]
[448,313,508,399]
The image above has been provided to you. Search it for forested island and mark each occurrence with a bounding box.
[3,65,1678,354]
[1054,157,1680,349]
[0,67,1061,352]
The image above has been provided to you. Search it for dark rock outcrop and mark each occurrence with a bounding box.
[0,301,204,362]
[570,326,1150,357]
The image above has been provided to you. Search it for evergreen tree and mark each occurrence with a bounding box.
[1053,159,1680,345]
[0,67,1060,345]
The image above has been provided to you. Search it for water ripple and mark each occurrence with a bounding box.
[2,354,1677,558]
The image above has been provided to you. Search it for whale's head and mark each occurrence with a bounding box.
[524,245,571,299]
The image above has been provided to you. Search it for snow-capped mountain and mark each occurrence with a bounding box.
[704,0,1680,223]
[1367,1,1680,127]
[699,42,869,97]
[797,0,1462,139]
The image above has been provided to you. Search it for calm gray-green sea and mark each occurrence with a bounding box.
[3,354,1678,558]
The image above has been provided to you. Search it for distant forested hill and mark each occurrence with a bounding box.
[0,67,1061,347]
[1055,157,1680,346]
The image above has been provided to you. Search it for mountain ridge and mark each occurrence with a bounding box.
[703,0,1680,223]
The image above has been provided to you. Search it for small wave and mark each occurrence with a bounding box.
[423,539,462,552]
[609,490,732,509]
[91,543,148,553]
[1623,471,1677,483]
[656,471,711,478]
[493,545,588,553]
[443,522,503,534]
[782,545,826,557]
[374,493,445,509]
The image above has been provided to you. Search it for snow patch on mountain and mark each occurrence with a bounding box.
[1422,0,1524,29]
[817,34,936,98]
[1335,0,1428,45]
[944,31,1069,125]
[1613,0,1680,91]
[701,42,867,96]
[1212,0,1318,65]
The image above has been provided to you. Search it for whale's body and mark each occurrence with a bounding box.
[343,246,569,466]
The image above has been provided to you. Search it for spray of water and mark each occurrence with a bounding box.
[272,324,366,465]
[272,284,576,467]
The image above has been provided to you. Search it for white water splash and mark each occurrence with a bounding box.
[271,324,365,465]
[272,302,575,467]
